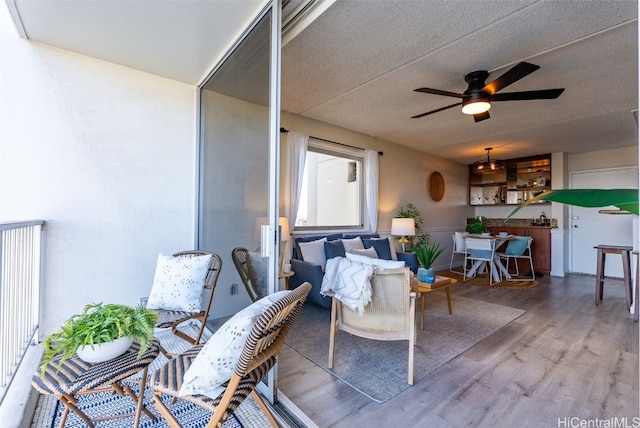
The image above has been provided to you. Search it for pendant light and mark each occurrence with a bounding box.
[472,148,505,174]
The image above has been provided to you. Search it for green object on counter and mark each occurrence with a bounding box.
[466,219,485,234]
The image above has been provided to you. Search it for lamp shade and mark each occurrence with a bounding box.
[391,218,415,236]
[279,217,290,241]
[255,216,291,241]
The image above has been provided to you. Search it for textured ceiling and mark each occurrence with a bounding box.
[282,0,638,164]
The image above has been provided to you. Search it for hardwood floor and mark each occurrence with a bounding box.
[277,273,639,428]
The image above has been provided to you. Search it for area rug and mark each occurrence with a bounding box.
[440,270,540,290]
[35,325,269,428]
[285,296,525,403]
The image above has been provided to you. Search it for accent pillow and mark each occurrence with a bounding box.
[505,237,530,256]
[346,251,406,270]
[363,237,393,260]
[349,247,379,258]
[324,240,346,259]
[146,253,212,312]
[299,237,328,271]
[179,290,289,399]
[341,236,365,253]
[247,251,268,299]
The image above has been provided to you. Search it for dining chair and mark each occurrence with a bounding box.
[449,232,470,274]
[464,237,501,285]
[150,283,311,428]
[497,236,535,281]
[150,250,222,357]
[231,247,266,302]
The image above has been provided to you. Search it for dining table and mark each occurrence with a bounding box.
[465,233,514,282]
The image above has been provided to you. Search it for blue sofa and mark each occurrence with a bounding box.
[288,233,418,308]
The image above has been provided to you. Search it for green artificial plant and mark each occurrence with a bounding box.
[396,202,426,248]
[413,238,446,269]
[41,302,158,375]
[465,218,485,234]
[505,189,639,221]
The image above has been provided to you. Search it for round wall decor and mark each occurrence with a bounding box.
[429,172,445,201]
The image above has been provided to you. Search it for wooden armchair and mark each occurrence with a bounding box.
[153,250,222,356]
[231,247,264,302]
[150,283,311,428]
[328,267,416,384]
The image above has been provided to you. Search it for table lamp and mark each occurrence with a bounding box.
[391,218,415,252]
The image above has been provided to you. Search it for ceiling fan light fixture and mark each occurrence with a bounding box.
[462,93,491,115]
[472,147,505,174]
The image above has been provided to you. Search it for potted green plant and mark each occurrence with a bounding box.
[414,239,446,284]
[41,302,158,375]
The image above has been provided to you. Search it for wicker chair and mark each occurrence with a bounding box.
[153,250,222,356]
[231,247,264,302]
[150,283,311,428]
[328,268,417,385]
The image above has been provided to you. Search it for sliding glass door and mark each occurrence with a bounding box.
[198,2,282,403]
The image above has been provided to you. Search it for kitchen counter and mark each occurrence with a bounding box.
[469,218,558,229]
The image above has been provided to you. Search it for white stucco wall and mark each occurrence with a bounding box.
[1,4,197,337]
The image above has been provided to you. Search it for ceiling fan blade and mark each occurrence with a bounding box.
[411,102,462,119]
[491,88,565,101]
[482,62,540,95]
[414,87,466,99]
[473,111,490,122]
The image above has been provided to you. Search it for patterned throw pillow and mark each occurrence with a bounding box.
[179,290,289,399]
[146,253,212,312]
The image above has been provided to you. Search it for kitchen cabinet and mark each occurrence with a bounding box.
[469,154,551,206]
[488,226,551,276]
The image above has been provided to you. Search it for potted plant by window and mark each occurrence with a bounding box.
[414,238,446,284]
[41,302,158,375]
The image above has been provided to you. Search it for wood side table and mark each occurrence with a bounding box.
[411,275,458,329]
[32,340,160,428]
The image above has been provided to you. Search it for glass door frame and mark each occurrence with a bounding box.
[195,0,282,405]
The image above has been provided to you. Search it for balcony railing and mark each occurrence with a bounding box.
[0,220,44,403]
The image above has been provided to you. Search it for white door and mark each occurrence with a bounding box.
[570,167,637,275]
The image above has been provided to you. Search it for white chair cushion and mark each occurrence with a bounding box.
[299,237,328,271]
[454,231,470,252]
[179,290,289,399]
[146,253,212,312]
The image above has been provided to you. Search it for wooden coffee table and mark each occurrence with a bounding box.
[412,275,457,329]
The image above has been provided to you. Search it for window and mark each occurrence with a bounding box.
[295,140,364,229]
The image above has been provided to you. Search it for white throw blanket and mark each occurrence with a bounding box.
[321,257,374,315]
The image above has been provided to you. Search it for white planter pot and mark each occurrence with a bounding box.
[76,336,133,363]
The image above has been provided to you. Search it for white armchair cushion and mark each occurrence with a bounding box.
[146,253,213,312]
[179,290,289,399]
[454,231,470,252]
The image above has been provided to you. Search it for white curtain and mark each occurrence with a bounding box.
[364,149,379,233]
[283,131,308,264]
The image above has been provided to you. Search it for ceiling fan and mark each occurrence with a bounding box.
[411,62,564,122]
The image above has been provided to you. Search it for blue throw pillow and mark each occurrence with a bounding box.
[324,240,346,259]
[363,237,392,260]
[505,237,529,256]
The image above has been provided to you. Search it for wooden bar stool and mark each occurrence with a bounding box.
[594,245,633,310]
